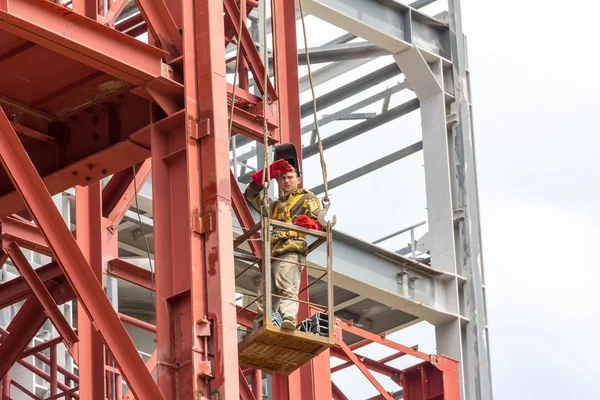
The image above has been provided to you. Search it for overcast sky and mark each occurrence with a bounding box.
[280,0,600,398]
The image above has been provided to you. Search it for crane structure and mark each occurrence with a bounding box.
[0,0,492,399]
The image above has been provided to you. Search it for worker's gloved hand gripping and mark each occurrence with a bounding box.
[294,215,322,231]
[251,159,294,185]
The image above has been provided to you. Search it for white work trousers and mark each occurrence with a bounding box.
[255,252,305,328]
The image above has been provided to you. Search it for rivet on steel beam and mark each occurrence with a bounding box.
[72,171,78,177]
[87,164,94,169]
[102,169,107,175]
[85,177,91,182]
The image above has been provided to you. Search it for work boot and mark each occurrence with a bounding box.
[281,318,296,330]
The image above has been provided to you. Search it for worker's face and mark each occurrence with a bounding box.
[278,171,301,193]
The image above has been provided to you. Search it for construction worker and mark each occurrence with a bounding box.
[244,152,322,331]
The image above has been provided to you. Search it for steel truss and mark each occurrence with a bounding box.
[0,0,488,399]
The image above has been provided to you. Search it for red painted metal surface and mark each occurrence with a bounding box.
[0,285,67,379]
[75,183,105,399]
[222,0,276,102]
[184,0,238,396]
[0,216,51,256]
[135,0,183,58]
[0,1,463,398]
[0,0,167,85]
[106,258,154,290]
[105,158,152,231]
[0,108,164,399]
[0,261,63,308]
[72,0,97,19]
[239,368,257,400]
[4,243,79,355]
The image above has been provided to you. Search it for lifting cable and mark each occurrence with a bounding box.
[298,0,336,226]
[226,0,336,226]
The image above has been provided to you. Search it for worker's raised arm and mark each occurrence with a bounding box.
[244,180,271,214]
[243,159,294,214]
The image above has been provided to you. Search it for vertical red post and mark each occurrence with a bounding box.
[238,0,249,91]
[252,369,263,400]
[274,0,302,152]
[65,377,72,400]
[73,0,98,19]
[187,0,239,397]
[1,371,9,397]
[273,1,329,399]
[76,183,106,399]
[50,344,58,397]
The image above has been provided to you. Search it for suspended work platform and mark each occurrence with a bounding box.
[238,323,334,376]
[235,216,335,375]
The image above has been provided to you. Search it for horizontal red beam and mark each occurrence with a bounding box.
[118,313,157,333]
[222,0,276,101]
[0,327,79,384]
[5,243,79,354]
[331,345,418,374]
[0,261,66,308]
[341,322,432,363]
[330,346,403,379]
[0,216,50,256]
[106,258,153,290]
[0,0,168,85]
[236,305,257,329]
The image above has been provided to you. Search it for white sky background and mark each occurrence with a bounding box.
[274,0,600,398]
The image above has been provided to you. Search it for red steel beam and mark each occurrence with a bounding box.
[75,183,105,400]
[101,163,144,220]
[222,0,276,102]
[192,0,239,394]
[72,0,97,19]
[0,0,168,85]
[331,345,418,374]
[341,322,431,363]
[46,386,79,400]
[10,380,40,400]
[331,382,349,400]
[236,305,256,329]
[0,216,50,256]
[5,244,79,354]
[330,346,403,379]
[0,107,164,399]
[0,328,79,384]
[49,345,57,397]
[122,350,157,400]
[16,359,76,396]
[1,373,9,398]
[252,369,263,400]
[274,0,302,152]
[230,170,262,260]
[239,368,257,400]
[103,0,130,26]
[106,258,153,290]
[134,0,183,57]
[336,340,394,400]
[0,261,63,309]
[105,159,152,231]
[118,313,157,333]
[0,284,67,380]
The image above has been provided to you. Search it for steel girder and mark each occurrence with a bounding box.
[0,108,164,399]
[303,0,492,398]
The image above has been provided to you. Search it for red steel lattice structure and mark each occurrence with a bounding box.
[0,0,460,399]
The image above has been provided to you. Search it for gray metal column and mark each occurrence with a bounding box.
[448,0,493,398]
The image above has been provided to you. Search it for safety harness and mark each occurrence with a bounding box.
[270,192,307,243]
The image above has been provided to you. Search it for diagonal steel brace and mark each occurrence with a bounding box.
[0,108,165,400]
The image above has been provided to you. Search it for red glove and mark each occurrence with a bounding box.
[294,215,322,231]
[251,160,293,185]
